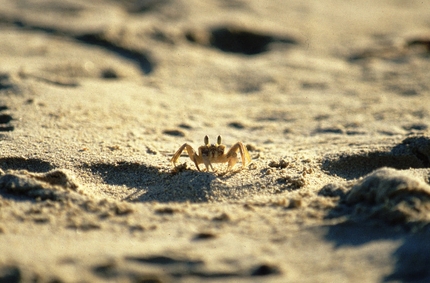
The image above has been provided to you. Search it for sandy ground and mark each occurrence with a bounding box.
[1,0,430,282]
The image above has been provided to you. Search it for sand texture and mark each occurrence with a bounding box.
[1,0,430,282]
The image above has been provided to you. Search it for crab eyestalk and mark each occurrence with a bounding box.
[204,135,209,145]
[217,135,222,145]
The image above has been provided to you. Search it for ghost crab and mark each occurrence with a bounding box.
[170,135,251,172]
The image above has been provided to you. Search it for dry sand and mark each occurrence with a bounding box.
[1,0,430,282]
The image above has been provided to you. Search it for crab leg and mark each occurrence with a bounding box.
[170,143,202,171]
[202,156,215,172]
[226,142,251,169]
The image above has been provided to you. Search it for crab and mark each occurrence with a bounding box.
[170,135,251,171]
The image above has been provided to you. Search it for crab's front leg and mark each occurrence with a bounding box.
[226,142,251,170]
[170,143,202,171]
[201,156,215,172]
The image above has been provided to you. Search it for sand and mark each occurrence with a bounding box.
[1,0,430,282]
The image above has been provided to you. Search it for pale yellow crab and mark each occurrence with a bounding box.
[170,135,251,171]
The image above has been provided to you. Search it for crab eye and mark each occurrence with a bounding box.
[217,135,222,145]
[204,135,209,145]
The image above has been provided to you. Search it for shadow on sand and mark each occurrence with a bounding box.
[83,161,222,203]
[324,222,430,282]
[321,136,430,282]
[0,157,53,173]
[322,136,430,180]
[322,175,430,283]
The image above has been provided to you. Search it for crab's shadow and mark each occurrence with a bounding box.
[83,161,237,203]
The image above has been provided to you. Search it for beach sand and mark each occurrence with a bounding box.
[1,0,430,282]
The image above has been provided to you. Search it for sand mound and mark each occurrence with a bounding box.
[346,167,430,225]
[0,168,134,232]
[0,169,80,201]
